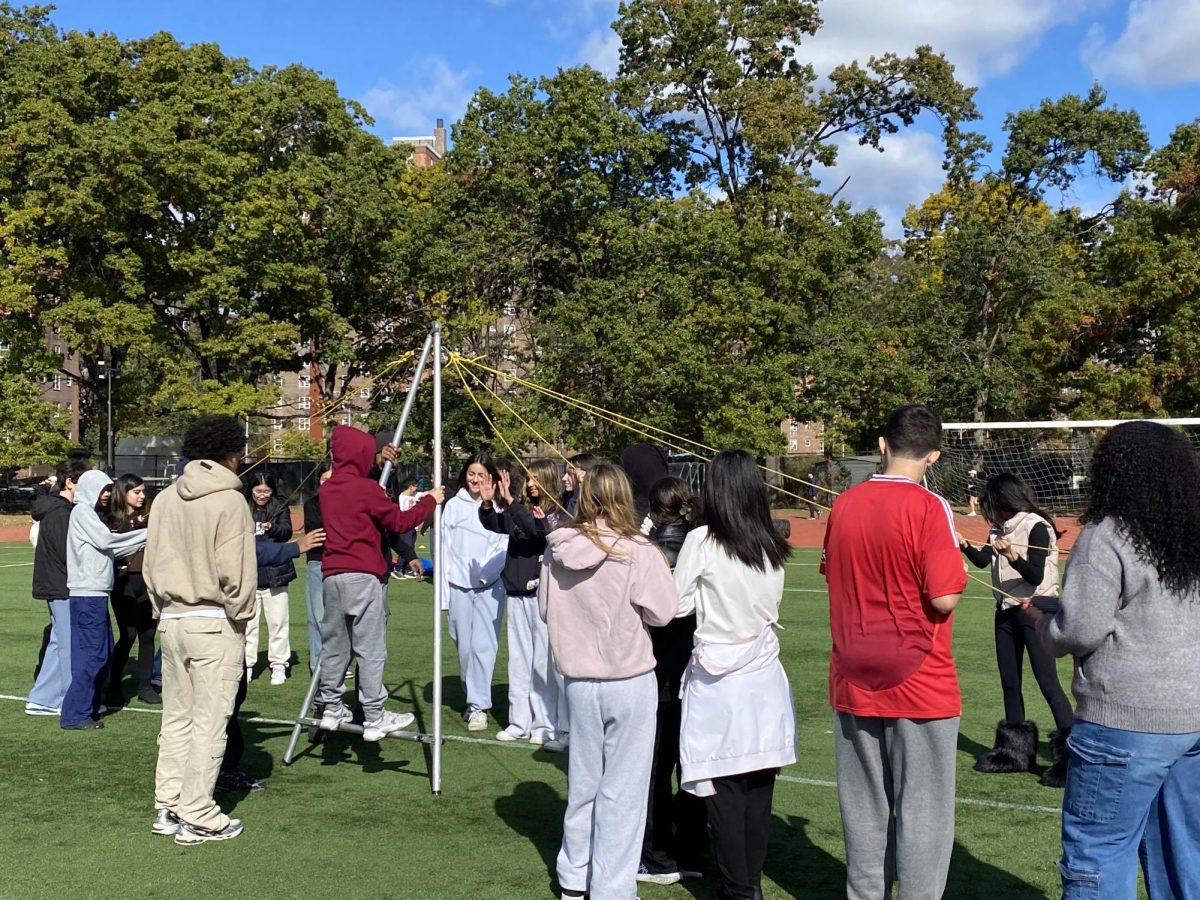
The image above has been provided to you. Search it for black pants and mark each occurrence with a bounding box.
[222,668,249,773]
[705,768,777,900]
[995,605,1073,729]
[643,616,708,873]
[108,573,156,695]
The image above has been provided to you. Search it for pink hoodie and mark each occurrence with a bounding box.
[539,525,679,679]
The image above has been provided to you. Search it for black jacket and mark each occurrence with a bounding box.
[31,493,73,600]
[650,522,691,569]
[480,500,548,597]
[302,495,323,563]
[251,496,296,588]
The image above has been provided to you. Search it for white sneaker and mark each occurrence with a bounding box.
[495,728,525,742]
[269,665,286,685]
[363,710,415,742]
[467,709,488,732]
[319,704,353,731]
[24,704,59,716]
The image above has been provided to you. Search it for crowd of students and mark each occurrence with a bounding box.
[19,407,1200,898]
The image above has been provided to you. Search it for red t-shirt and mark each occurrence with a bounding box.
[821,475,967,719]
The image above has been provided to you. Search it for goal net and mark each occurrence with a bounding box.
[926,419,1200,518]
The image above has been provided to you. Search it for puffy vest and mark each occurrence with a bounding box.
[991,511,1059,609]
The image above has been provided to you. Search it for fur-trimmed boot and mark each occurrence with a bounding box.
[1039,727,1070,788]
[973,720,1039,773]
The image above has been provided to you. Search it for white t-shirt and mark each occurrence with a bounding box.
[674,526,785,644]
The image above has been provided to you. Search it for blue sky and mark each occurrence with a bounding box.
[42,0,1200,234]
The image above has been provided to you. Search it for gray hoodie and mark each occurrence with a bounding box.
[66,470,146,596]
[1039,517,1200,733]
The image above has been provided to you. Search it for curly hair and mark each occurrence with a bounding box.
[181,415,245,465]
[1083,421,1200,594]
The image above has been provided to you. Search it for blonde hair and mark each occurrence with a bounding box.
[525,459,561,505]
[573,462,642,554]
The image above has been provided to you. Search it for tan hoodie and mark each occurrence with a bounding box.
[144,459,258,622]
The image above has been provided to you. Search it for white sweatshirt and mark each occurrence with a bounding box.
[674,526,785,643]
[440,488,508,591]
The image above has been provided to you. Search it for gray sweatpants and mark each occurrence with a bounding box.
[317,573,389,720]
[833,711,960,900]
[558,672,657,900]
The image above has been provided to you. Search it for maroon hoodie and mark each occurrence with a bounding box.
[320,426,436,581]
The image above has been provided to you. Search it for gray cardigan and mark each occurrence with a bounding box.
[1039,518,1200,733]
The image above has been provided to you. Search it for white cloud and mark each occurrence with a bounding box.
[359,56,477,136]
[578,27,622,76]
[813,131,948,238]
[546,0,619,41]
[799,0,1111,87]
[1082,0,1200,86]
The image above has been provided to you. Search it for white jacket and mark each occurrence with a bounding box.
[439,488,508,601]
[679,625,797,796]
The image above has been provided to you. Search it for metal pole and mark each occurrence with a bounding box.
[106,350,113,472]
[431,321,443,796]
[379,331,435,488]
[282,656,324,765]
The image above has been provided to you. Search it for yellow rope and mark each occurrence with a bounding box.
[451,358,569,517]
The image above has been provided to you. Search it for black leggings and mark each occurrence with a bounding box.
[995,605,1073,730]
[109,573,156,693]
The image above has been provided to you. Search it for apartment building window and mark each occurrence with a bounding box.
[54,345,62,355]
[272,374,284,388]
[52,374,62,391]
[66,376,73,387]
[272,419,283,432]
[342,413,352,426]
[359,387,371,399]
[503,324,517,337]
[503,304,518,316]
[273,439,283,455]
[298,374,311,389]
[297,396,311,411]
[298,417,310,431]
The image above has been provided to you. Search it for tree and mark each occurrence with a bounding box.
[0,374,71,471]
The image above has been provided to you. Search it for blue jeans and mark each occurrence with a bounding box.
[27,599,71,711]
[60,595,114,727]
[1060,720,1200,899]
[305,560,324,674]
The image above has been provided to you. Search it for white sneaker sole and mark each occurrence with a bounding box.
[151,821,180,836]
[24,706,59,716]
[363,713,415,742]
[636,871,681,885]
[495,730,525,742]
[175,823,243,845]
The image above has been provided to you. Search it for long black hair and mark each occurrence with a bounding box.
[702,450,790,572]
[107,473,145,531]
[243,471,278,503]
[979,473,1063,538]
[454,451,499,494]
[1084,421,1200,595]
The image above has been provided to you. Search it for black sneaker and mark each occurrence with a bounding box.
[61,718,103,730]
[215,770,266,793]
[137,687,162,705]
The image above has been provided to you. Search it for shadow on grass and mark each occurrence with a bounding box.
[947,841,1049,899]
[495,780,566,896]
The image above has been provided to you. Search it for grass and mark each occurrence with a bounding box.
[0,542,1133,900]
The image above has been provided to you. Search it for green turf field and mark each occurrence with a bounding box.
[0,543,1136,899]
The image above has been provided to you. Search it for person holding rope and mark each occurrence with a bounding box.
[316,425,441,741]
[957,472,1073,786]
[822,404,966,900]
[540,462,678,900]
[1023,421,1200,898]
[480,459,559,746]
[441,452,510,732]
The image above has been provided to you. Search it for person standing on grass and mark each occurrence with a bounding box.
[821,404,966,900]
[540,462,678,900]
[675,453,796,899]
[315,425,441,741]
[479,461,558,747]
[303,463,332,674]
[958,473,1073,786]
[25,458,91,717]
[1022,421,1200,899]
[60,471,148,731]
[243,472,295,685]
[440,451,509,733]
[145,415,256,844]
[638,475,708,887]
[105,474,157,707]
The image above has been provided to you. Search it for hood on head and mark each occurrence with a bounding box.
[620,442,669,504]
[547,527,621,572]
[73,470,112,509]
[177,458,244,500]
[331,425,375,478]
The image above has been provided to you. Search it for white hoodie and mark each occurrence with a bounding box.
[440,487,508,592]
[66,470,146,595]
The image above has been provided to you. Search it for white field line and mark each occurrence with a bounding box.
[0,693,1060,816]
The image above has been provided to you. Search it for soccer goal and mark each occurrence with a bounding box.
[926,419,1200,517]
